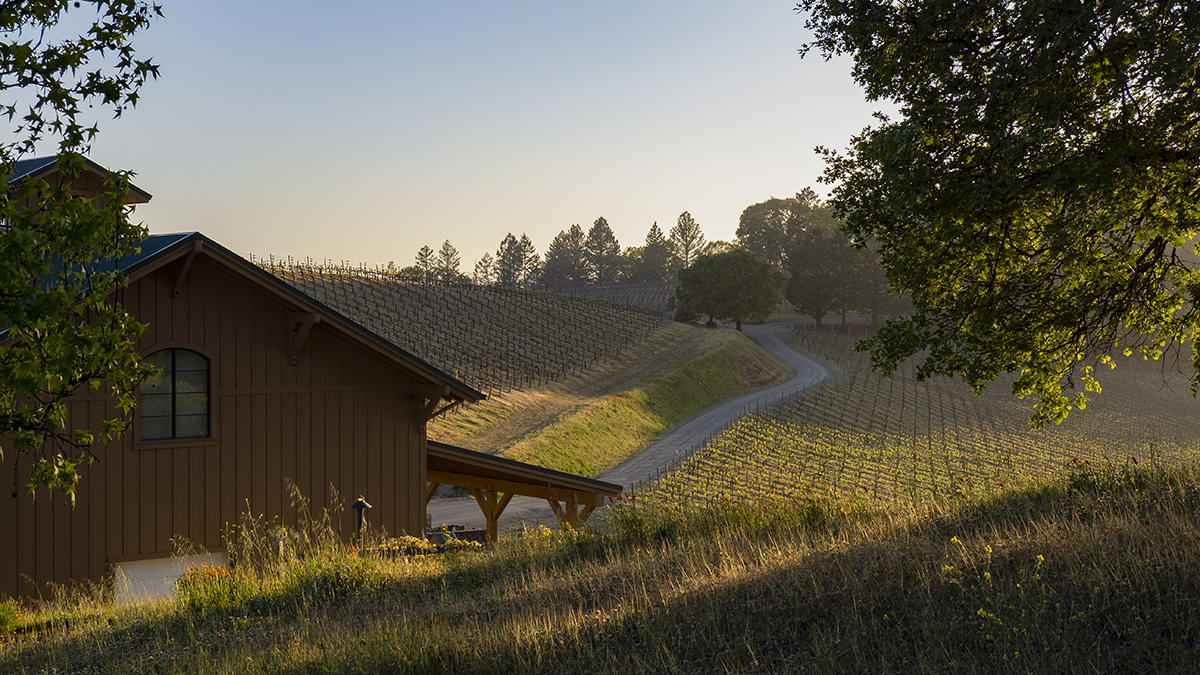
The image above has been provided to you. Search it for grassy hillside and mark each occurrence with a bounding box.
[4,461,1200,673]
[431,323,792,475]
[7,325,1200,672]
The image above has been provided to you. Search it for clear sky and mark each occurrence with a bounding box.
[84,1,882,271]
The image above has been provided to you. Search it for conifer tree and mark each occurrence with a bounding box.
[584,217,621,285]
[669,212,706,271]
[435,239,462,283]
[414,245,435,283]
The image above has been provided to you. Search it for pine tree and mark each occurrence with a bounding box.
[584,217,621,285]
[629,222,672,282]
[435,239,461,283]
[519,234,541,287]
[473,253,496,285]
[541,224,588,287]
[669,212,706,271]
[414,245,434,283]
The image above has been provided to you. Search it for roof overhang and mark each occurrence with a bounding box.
[427,441,621,507]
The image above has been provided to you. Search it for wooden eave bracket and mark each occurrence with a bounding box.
[288,312,321,365]
[173,240,203,298]
[419,384,455,421]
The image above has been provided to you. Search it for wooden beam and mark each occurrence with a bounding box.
[424,397,463,421]
[469,487,514,542]
[172,240,203,298]
[496,491,514,518]
[420,385,451,421]
[425,481,441,505]
[547,498,566,523]
[578,503,597,522]
[427,469,607,506]
[470,487,489,516]
[546,499,599,531]
[288,312,321,365]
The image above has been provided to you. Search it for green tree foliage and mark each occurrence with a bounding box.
[627,222,673,283]
[495,233,539,288]
[736,188,821,270]
[800,0,1200,425]
[519,234,541,285]
[584,217,621,285]
[669,212,706,271]
[494,234,523,288]
[785,216,853,327]
[541,224,588,287]
[700,240,735,257]
[847,246,912,328]
[0,1,161,500]
[434,240,462,283]
[414,244,434,283]
[472,252,495,285]
[676,249,788,331]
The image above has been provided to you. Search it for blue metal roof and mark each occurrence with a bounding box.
[9,156,59,183]
[4,155,152,203]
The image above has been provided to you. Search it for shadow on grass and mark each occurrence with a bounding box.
[7,464,1200,674]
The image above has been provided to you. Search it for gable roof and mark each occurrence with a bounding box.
[123,231,484,404]
[7,155,153,204]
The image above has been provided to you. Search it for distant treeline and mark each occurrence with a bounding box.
[402,212,721,291]
[344,192,908,327]
[736,189,910,327]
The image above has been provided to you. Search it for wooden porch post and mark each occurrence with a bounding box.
[470,487,514,543]
[547,495,598,530]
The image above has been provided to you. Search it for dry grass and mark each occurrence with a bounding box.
[3,461,1200,673]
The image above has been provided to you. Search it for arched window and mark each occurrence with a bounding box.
[140,348,209,441]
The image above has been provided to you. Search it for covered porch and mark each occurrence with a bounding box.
[426,441,622,542]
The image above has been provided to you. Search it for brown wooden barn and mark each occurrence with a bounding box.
[0,160,619,601]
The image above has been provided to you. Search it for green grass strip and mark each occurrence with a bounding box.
[504,329,791,476]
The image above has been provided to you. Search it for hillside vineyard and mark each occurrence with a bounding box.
[260,260,672,397]
[645,331,1200,506]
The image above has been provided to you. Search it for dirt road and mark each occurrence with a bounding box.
[425,321,831,532]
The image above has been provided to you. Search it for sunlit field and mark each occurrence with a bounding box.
[645,329,1200,506]
[6,329,1200,673]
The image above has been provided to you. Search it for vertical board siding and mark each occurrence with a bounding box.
[281,392,297,530]
[296,392,312,525]
[310,391,326,523]
[0,254,427,598]
[220,394,238,546]
[266,391,282,523]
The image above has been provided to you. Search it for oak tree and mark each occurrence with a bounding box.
[800,0,1200,425]
[676,249,788,331]
[736,188,822,271]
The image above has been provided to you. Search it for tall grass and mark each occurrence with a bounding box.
[4,461,1200,673]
